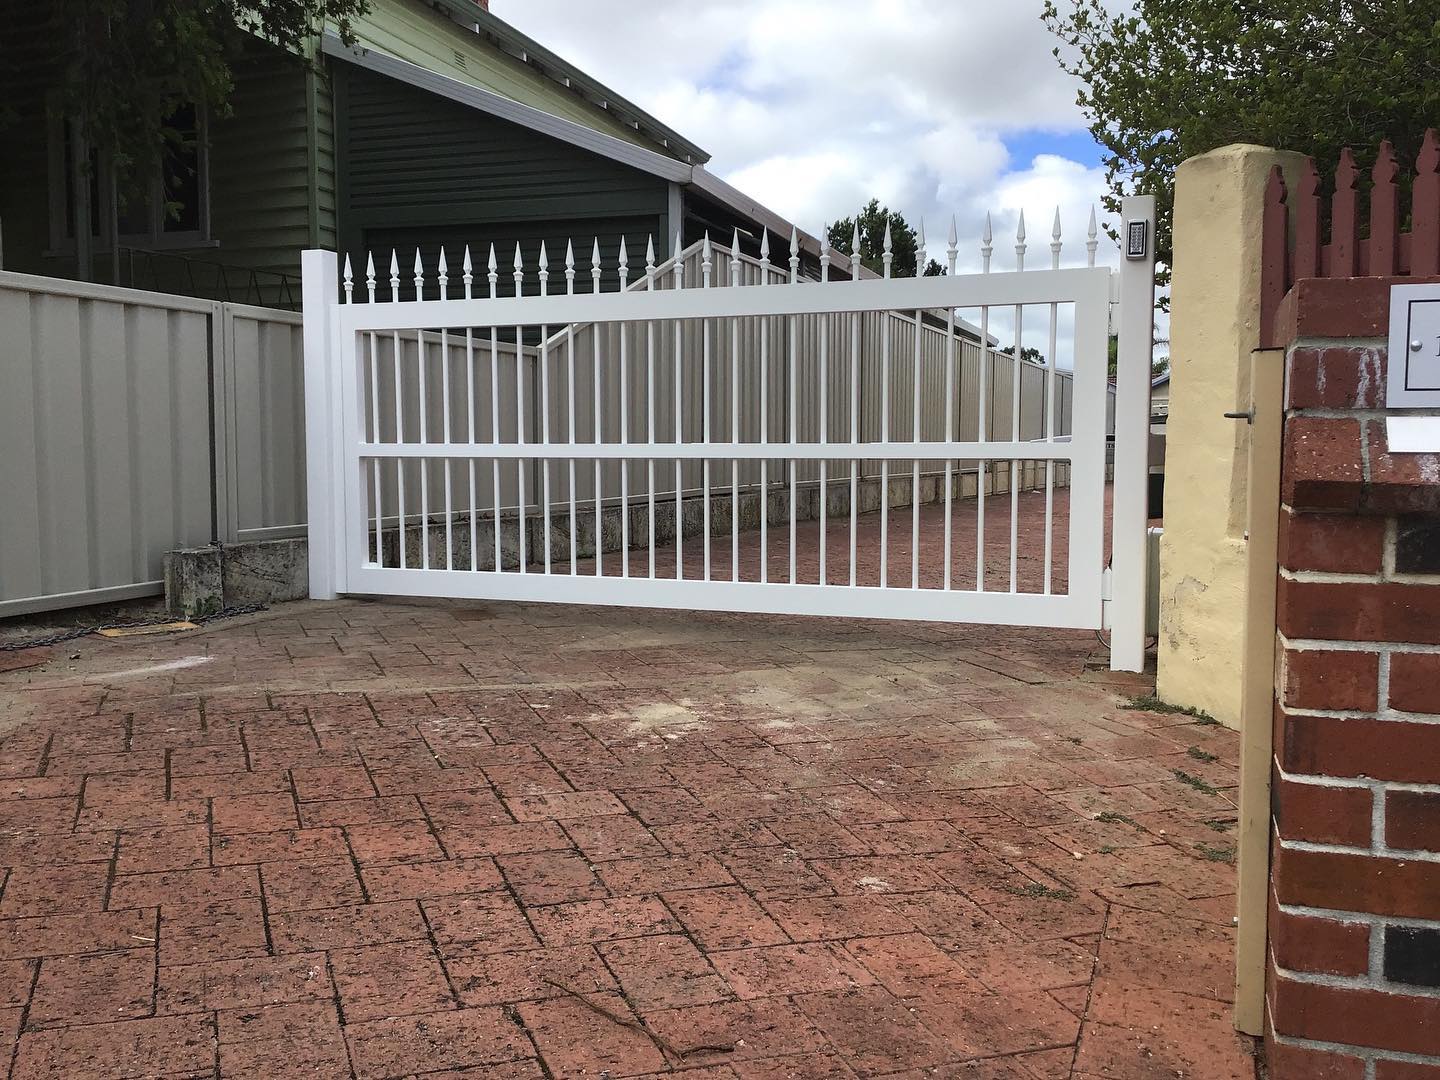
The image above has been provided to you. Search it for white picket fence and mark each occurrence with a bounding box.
[0,272,306,616]
[304,196,1156,668]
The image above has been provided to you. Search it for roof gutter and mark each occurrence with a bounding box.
[423,0,711,166]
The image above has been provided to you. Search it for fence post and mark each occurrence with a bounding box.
[1109,194,1157,671]
[301,250,340,600]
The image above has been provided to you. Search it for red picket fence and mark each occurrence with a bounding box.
[1260,129,1440,347]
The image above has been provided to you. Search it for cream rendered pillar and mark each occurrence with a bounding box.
[1156,145,1306,729]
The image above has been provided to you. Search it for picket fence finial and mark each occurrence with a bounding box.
[365,251,376,303]
[389,250,400,300]
[462,245,473,299]
[413,248,424,298]
[730,228,743,286]
[882,219,893,279]
[342,254,353,303]
[437,247,449,296]
[1051,208,1063,269]
[850,220,862,281]
[916,219,926,277]
[946,216,958,274]
[1086,206,1098,267]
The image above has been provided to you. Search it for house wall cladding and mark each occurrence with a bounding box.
[335,61,671,279]
[1267,276,1440,1078]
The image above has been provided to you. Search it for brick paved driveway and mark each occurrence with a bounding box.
[0,524,1252,1079]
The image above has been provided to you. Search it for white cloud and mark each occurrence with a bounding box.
[492,0,1113,262]
[490,1,1161,361]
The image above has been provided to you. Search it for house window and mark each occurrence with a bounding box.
[48,104,211,253]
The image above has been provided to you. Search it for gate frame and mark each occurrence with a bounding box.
[303,197,1157,670]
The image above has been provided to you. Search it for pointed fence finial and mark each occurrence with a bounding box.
[564,239,576,293]
[343,253,354,303]
[1086,206,1098,268]
[788,225,800,282]
[389,250,400,300]
[1015,210,1027,270]
[486,243,499,298]
[591,237,603,292]
[618,235,629,287]
[980,214,993,273]
[851,220,862,281]
[915,219,926,277]
[413,248,425,299]
[537,241,550,293]
[645,235,656,284]
[882,219,893,278]
[701,232,713,286]
[819,225,830,282]
[437,247,449,297]
[758,228,770,268]
[730,228,743,285]
[1050,207,1063,269]
[671,231,683,287]
[462,245,473,299]
[365,251,376,303]
[946,215,958,274]
[513,242,525,294]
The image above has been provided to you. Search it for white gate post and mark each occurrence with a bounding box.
[301,249,341,600]
[1110,195,1158,671]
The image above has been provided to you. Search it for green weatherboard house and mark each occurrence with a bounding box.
[0,0,819,307]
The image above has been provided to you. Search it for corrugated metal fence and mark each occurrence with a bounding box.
[0,273,306,616]
[1,255,1113,616]
[363,242,1112,519]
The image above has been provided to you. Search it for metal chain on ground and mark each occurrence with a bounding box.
[0,604,268,653]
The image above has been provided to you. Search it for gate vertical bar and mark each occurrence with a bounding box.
[1110,194,1158,671]
[302,249,341,599]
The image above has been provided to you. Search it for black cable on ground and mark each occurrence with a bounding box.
[0,604,267,653]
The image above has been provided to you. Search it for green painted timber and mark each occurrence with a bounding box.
[347,0,663,154]
[336,61,670,275]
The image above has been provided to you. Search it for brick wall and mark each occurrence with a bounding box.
[1268,276,1440,1078]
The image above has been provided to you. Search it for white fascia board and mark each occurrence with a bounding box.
[321,34,693,184]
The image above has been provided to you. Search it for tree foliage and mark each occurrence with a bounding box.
[1042,0,1440,282]
[16,0,370,181]
[828,199,945,277]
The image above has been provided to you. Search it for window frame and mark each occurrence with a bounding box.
[45,102,214,256]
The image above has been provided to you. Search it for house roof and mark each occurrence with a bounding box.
[422,0,710,166]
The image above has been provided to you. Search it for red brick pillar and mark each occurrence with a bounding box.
[1267,278,1440,1078]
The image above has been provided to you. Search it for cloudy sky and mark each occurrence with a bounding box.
[494,0,1115,274]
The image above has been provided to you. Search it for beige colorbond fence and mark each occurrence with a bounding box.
[0,272,306,616]
[360,242,1110,521]
[1,254,1112,616]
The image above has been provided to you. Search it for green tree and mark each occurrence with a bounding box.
[1041,0,1440,287]
[6,0,369,185]
[829,200,945,277]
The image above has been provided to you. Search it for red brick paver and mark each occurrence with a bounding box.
[0,502,1250,1077]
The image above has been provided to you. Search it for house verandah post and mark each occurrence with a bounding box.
[1109,194,1157,671]
[301,249,343,599]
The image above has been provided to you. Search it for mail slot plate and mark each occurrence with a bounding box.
[1388,284,1440,408]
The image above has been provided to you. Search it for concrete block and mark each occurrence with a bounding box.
[164,546,223,619]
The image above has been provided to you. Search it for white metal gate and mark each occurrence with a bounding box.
[302,196,1156,670]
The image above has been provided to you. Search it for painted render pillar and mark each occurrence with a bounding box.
[1156,144,1307,728]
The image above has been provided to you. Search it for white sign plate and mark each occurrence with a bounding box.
[1387,283,1440,408]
